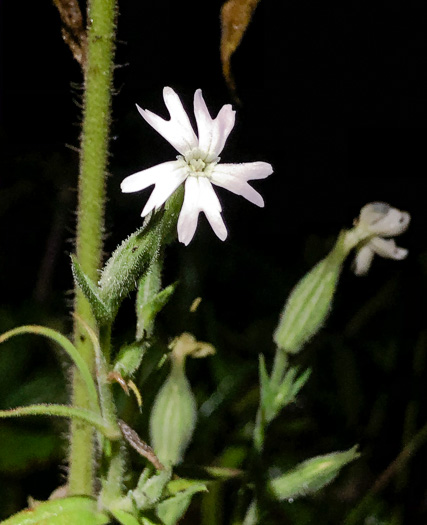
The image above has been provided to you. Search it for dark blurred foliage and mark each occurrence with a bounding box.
[1,0,427,523]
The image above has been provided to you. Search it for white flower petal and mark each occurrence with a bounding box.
[210,170,263,206]
[136,87,198,155]
[353,244,375,276]
[141,164,188,216]
[178,177,202,246]
[121,161,180,193]
[194,90,235,160]
[214,162,273,181]
[197,177,227,241]
[369,237,408,260]
[210,162,272,207]
[359,202,410,237]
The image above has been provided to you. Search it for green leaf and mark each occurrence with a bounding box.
[71,255,111,323]
[258,354,277,423]
[0,404,119,440]
[136,260,162,340]
[130,468,172,511]
[137,279,177,341]
[275,367,311,411]
[0,496,109,524]
[0,325,100,415]
[110,509,141,525]
[268,446,360,501]
[156,484,207,525]
[114,341,148,378]
[242,499,259,525]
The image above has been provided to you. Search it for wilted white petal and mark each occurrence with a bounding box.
[369,237,408,260]
[136,88,198,155]
[178,177,202,246]
[194,90,235,161]
[359,202,410,237]
[353,245,375,276]
[197,177,227,241]
[121,161,180,193]
[141,164,188,216]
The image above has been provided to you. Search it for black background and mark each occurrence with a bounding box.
[1,0,427,523]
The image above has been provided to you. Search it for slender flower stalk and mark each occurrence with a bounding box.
[69,0,117,496]
[121,87,273,244]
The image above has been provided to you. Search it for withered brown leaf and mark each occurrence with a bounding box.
[220,0,261,103]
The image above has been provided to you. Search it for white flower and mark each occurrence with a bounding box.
[121,87,273,245]
[352,202,410,276]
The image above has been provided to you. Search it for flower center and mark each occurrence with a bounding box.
[177,147,219,178]
[189,158,206,173]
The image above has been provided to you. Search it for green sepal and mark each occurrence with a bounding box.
[274,230,349,354]
[114,341,148,378]
[71,255,111,323]
[268,446,360,501]
[0,496,109,525]
[156,483,207,525]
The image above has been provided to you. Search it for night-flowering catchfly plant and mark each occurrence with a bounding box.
[121,87,273,245]
[1,1,415,518]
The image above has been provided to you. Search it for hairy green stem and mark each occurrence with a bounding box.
[69,0,117,496]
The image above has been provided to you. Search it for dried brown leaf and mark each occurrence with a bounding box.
[52,0,87,67]
[220,0,261,103]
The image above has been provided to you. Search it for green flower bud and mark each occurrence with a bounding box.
[268,446,360,501]
[97,187,184,320]
[274,231,349,354]
[149,334,214,466]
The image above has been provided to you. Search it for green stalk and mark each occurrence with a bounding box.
[69,0,117,496]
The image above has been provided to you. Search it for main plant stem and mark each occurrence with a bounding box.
[69,0,117,496]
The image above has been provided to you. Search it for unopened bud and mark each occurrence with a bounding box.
[274,231,348,354]
[268,446,360,501]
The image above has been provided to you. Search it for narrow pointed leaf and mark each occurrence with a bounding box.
[0,325,99,414]
[0,404,119,439]
[71,255,111,323]
[156,484,207,525]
